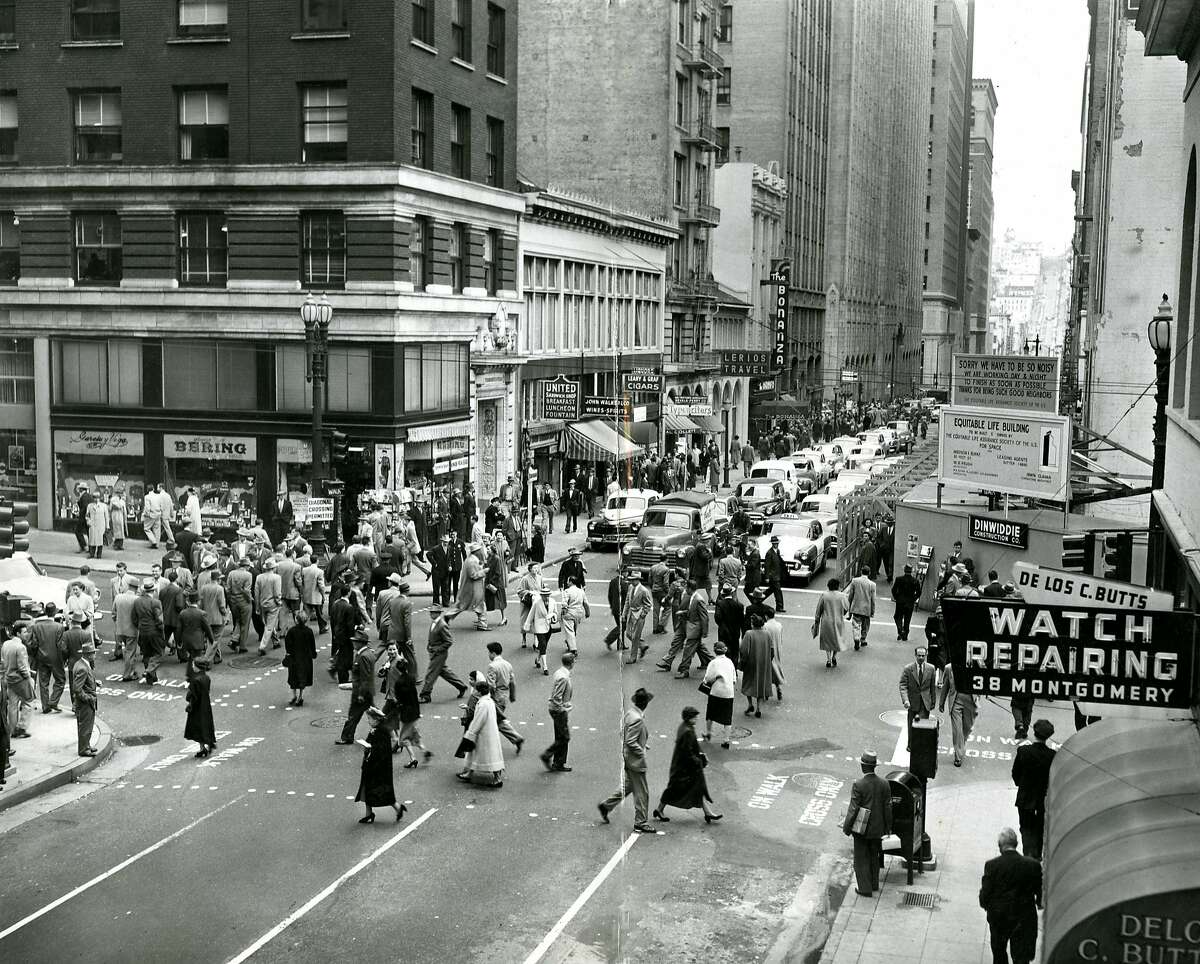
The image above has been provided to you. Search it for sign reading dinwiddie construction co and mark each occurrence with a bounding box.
[942,598,1198,709]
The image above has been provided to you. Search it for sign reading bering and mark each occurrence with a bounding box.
[769,259,790,372]
[163,434,257,462]
[942,599,1198,709]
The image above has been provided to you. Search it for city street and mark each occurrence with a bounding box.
[0,548,1037,964]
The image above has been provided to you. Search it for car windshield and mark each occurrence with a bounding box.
[750,468,784,480]
[800,500,828,514]
[642,509,694,530]
[762,522,811,538]
[609,497,645,512]
[739,485,773,498]
[0,557,39,581]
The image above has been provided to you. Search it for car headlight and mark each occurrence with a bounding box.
[587,521,596,533]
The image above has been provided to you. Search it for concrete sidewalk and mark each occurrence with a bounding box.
[819,780,1045,963]
[1,709,115,813]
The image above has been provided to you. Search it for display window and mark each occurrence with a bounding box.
[53,428,146,526]
[163,433,257,531]
[276,437,313,499]
[0,427,37,506]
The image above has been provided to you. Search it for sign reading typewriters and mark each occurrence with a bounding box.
[941,598,1197,709]
[951,353,1061,414]
[968,514,1029,550]
[541,375,579,421]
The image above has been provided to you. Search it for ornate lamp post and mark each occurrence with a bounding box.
[1147,294,1172,587]
[301,292,332,545]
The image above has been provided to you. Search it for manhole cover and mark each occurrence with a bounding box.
[902,892,937,908]
[229,654,281,669]
[310,717,345,728]
[120,734,162,746]
[879,709,909,727]
[730,725,753,739]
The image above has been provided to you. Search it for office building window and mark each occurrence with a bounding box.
[449,223,467,293]
[0,92,15,163]
[717,68,730,105]
[403,344,468,413]
[0,338,32,405]
[452,0,471,59]
[486,116,503,186]
[482,229,499,295]
[486,3,505,76]
[301,0,344,31]
[300,210,346,288]
[716,127,729,165]
[677,0,687,44]
[718,3,731,41]
[164,341,257,411]
[673,153,686,208]
[73,212,122,285]
[676,74,688,127]
[0,1,15,42]
[410,216,428,289]
[71,0,120,40]
[411,88,432,168]
[301,83,347,162]
[451,103,470,179]
[178,87,228,161]
[0,212,18,285]
[178,0,227,35]
[412,0,433,45]
[178,212,227,287]
[74,90,122,162]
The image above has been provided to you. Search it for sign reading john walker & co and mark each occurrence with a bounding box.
[942,599,1198,709]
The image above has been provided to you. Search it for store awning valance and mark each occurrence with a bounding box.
[691,413,725,434]
[564,419,643,462]
[621,421,658,446]
[663,413,700,433]
[1043,720,1200,963]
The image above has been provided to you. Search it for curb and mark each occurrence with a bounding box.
[0,718,116,813]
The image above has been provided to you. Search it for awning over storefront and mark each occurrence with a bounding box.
[405,418,473,443]
[1043,719,1200,963]
[564,419,643,462]
[663,413,700,434]
[691,413,725,434]
[621,421,658,446]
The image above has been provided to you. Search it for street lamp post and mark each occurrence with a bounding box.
[1147,294,1173,587]
[301,292,333,550]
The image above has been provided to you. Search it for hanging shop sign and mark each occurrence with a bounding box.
[664,402,713,417]
[622,368,663,393]
[951,353,1060,414]
[1011,562,1174,613]
[752,378,776,398]
[968,514,1030,550]
[276,439,313,464]
[938,407,1070,501]
[433,437,469,458]
[542,375,580,421]
[720,350,773,376]
[53,429,145,457]
[942,598,1198,709]
[581,396,631,420]
[768,259,790,371]
[164,434,256,461]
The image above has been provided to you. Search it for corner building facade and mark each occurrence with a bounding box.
[0,0,523,532]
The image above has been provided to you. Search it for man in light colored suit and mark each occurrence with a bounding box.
[846,564,877,649]
[253,557,282,655]
[899,647,937,752]
[300,555,328,634]
[598,687,654,833]
[275,550,303,635]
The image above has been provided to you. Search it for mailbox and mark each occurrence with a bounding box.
[884,769,927,883]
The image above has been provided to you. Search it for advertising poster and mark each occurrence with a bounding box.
[374,443,395,491]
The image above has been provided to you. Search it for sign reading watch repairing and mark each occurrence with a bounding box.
[942,599,1198,709]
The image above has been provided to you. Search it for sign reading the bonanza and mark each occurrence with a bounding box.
[769,259,790,371]
[541,375,579,421]
[622,368,663,393]
[951,353,1061,414]
[720,350,773,376]
[942,598,1197,709]
[968,514,1030,549]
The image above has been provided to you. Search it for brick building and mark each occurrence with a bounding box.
[0,0,523,534]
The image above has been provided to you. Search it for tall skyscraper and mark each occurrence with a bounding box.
[920,0,975,389]
[714,0,832,399]
[824,0,931,404]
[967,78,998,354]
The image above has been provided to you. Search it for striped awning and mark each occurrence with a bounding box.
[564,419,643,461]
[691,413,725,434]
[663,413,701,433]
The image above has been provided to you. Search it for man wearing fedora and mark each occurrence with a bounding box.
[764,534,786,613]
[842,751,893,896]
[598,687,655,833]
[420,604,467,703]
[558,545,587,590]
[253,556,283,655]
[621,570,654,663]
[385,578,416,671]
[70,637,99,757]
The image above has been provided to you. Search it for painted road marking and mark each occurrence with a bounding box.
[226,808,438,964]
[747,773,790,811]
[797,776,845,827]
[0,793,247,942]
[521,832,641,964]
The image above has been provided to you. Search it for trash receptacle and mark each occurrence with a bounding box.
[884,769,927,882]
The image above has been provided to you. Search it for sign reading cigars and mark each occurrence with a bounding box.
[622,367,663,393]
[942,598,1197,709]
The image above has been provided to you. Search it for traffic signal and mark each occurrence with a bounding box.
[0,500,31,560]
[1061,533,1088,573]
[330,430,349,470]
[1101,532,1133,582]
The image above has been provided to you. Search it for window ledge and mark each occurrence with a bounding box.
[0,42,18,50]
[486,72,508,85]
[61,40,123,48]
[450,56,475,71]
[290,31,351,41]
[167,35,231,45]
[411,38,438,55]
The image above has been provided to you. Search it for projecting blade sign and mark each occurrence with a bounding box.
[942,598,1198,709]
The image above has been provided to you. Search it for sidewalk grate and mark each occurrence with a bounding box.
[120,735,161,746]
[901,892,937,908]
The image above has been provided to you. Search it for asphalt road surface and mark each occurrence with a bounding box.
[1,547,1026,963]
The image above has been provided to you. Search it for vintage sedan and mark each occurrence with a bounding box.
[586,488,660,549]
[0,553,72,615]
[757,514,832,582]
[733,480,787,531]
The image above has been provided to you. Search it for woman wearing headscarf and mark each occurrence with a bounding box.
[484,542,509,628]
[739,612,774,718]
[457,680,505,788]
[391,654,431,768]
[523,586,554,674]
[355,706,407,823]
[700,642,737,748]
[653,706,722,824]
[184,658,216,758]
[813,576,851,669]
[516,562,544,648]
[283,608,317,707]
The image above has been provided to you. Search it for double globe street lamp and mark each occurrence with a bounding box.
[301,292,333,550]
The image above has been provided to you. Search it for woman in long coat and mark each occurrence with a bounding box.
[653,707,722,823]
[456,545,487,630]
[184,658,216,758]
[392,656,430,768]
[85,494,108,558]
[813,577,851,669]
[484,545,508,627]
[516,563,544,647]
[714,583,744,668]
[355,706,406,823]
[522,587,553,674]
[764,613,786,701]
[283,609,317,706]
[739,612,774,718]
[108,489,128,550]
[457,681,505,787]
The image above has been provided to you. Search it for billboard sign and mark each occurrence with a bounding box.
[951,353,1060,414]
[720,350,773,376]
[938,407,1070,501]
[768,260,790,371]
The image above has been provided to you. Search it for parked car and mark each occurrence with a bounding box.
[931,404,945,422]
[734,479,788,531]
[756,515,831,582]
[747,459,805,506]
[887,420,914,452]
[826,473,871,500]
[0,553,72,615]
[586,488,660,550]
[621,491,730,574]
[799,448,832,487]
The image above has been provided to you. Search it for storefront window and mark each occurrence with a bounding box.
[276,437,313,502]
[53,429,146,528]
[163,432,257,532]
[0,426,36,506]
[162,340,256,411]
